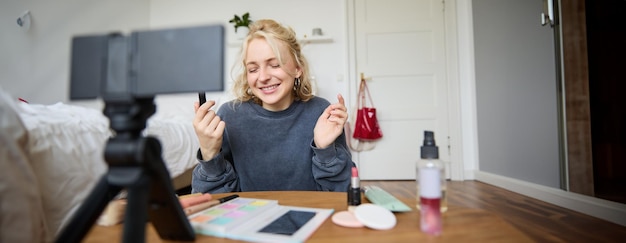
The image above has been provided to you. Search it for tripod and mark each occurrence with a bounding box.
[56,97,195,243]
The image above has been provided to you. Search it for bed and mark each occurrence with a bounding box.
[0,88,202,242]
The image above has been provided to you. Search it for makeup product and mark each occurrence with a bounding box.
[416,130,447,212]
[184,194,239,215]
[363,185,412,212]
[179,193,213,208]
[353,203,397,230]
[188,197,333,242]
[417,132,443,236]
[347,167,361,210]
[331,211,364,228]
[178,192,202,199]
[198,92,206,105]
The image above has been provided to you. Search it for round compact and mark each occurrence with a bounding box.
[353,203,397,230]
[331,211,364,228]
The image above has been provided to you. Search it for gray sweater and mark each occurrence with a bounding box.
[191,97,354,193]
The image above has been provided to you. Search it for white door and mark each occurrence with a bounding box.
[351,0,449,180]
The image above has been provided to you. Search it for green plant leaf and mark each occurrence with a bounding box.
[229,12,252,32]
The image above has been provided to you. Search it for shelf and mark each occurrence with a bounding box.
[299,36,333,44]
[228,36,333,47]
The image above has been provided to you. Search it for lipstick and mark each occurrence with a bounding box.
[347,167,361,210]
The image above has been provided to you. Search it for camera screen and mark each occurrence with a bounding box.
[70,24,224,100]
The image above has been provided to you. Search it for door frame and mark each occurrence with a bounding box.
[344,0,464,180]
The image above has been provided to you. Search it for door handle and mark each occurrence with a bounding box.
[541,0,555,27]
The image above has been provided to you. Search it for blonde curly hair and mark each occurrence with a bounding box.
[231,19,313,104]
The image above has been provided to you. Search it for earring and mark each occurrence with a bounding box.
[247,88,253,95]
[293,77,301,91]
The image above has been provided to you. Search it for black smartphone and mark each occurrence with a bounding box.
[198,92,206,106]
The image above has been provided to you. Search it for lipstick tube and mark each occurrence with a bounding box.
[348,167,361,210]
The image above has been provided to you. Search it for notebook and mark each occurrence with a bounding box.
[188,197,333,242]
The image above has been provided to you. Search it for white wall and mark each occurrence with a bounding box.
[148,0,349,107]
[0,0,350,110]
[456,0,479,179]
[472,0,561,188]
[0,0,150,105]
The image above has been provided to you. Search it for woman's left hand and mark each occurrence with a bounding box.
[314,94,348,149]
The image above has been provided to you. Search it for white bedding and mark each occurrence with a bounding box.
[1,89,47,243]
[16,102,110,240]
[145,114,200,177]
[16,101,199,183]
[11,99,200,239]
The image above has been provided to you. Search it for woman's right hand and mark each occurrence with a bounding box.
[193,100,226,160]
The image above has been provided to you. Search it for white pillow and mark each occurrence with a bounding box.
[17,101,110,239]
[0,88,47,242]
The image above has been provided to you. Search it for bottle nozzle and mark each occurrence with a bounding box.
[423,131,436,146]
[421,130,439,159]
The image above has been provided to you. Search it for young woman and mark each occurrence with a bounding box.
[191,19,354,193]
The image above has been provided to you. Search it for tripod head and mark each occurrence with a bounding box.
[104,97,154,139]
[102,97,156,170]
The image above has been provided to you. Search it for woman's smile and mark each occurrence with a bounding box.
[260,84,280,93]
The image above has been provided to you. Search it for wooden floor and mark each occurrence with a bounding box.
[362,180,626,242]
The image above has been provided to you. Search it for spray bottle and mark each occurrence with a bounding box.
[416,130,444,235]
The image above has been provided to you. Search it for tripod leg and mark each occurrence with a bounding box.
[55,175,122,243]
[143,137,195,241]
[123,170,150,243]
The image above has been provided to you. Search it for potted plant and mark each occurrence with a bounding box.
[229,12,252,34]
